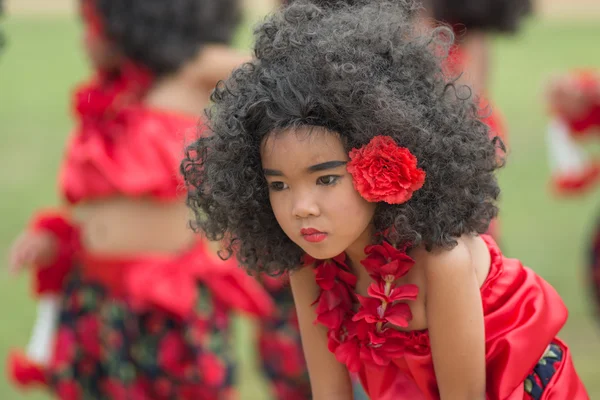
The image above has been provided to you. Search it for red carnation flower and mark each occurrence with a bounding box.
[347,136,425,204]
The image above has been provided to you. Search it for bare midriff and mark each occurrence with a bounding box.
[72,196,196,255]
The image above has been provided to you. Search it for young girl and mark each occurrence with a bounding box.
[7,0,273,398]
[545,70,600,321]
[183,1,589,399]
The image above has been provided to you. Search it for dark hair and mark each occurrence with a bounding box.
[94,0,241,76]
[182,0,503,275]
[429,0,532,33]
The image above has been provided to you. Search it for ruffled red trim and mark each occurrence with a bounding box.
[30,211,81,296]
[60,105,200,204]
[6,351,48,389]
[59,62,199,204]
[551,161,600,196]
[309,242,420,372]
[81,243,274,320]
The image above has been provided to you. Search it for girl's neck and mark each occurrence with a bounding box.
[344,224,376,273]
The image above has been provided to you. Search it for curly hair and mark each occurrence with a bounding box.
[93,0,241,76]
[182,0,503,275]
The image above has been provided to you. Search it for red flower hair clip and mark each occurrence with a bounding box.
[347,136,426,204]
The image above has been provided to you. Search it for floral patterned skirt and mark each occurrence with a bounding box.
[45,264,372,400]
[524,343,564,399]
[47,270,237,400]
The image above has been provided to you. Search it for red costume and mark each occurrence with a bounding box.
[309,235,588,399]
[7,64,273,399]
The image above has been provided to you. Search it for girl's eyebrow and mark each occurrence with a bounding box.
[263,160,347,177]
[307,160,347,172]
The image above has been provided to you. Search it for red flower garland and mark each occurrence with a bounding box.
[308,242,421,373]
[347,136,426,204]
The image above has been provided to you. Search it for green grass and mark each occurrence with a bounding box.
[1,15,599,399]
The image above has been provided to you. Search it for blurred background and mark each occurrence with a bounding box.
[1,0,599,398]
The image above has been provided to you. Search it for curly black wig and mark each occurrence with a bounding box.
[182,0,503,275]
[92,0,241,76]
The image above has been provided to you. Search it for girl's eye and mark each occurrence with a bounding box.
[269,181,289,191]
[317,175,340,186]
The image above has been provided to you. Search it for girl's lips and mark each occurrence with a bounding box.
[300,228,328,243]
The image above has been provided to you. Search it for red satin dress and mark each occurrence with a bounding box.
[8,67,274,399]
[310,235,588,400]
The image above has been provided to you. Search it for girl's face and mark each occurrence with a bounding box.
[261,127,376,260]
[80,1,122,71]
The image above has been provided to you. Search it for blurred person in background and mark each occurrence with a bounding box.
[546,69,600,325]
[6,0,274,398]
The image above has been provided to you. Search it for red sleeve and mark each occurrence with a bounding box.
[29,210,81,296]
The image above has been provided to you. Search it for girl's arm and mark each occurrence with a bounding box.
[289,265,354,400]
[424,242,486,400]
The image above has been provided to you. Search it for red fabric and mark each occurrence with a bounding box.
[564,105,600,135]
[30,211,81,295]
[61,103,200,204]
[80,242,274,319]
[59,61,200,204]
[319,236,587,399]
[6,351,48,388]
[551,161,600,196]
